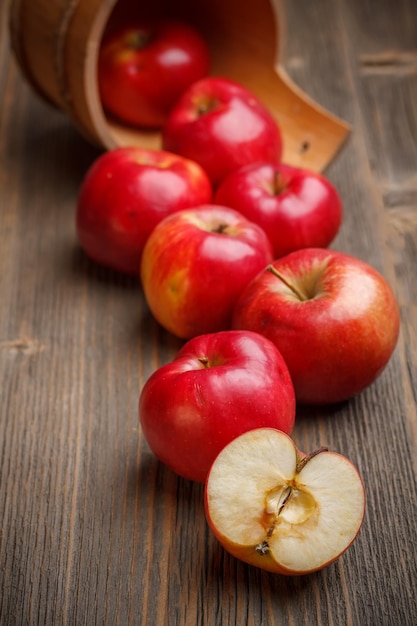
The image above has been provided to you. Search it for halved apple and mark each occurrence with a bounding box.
[205,428,366,575]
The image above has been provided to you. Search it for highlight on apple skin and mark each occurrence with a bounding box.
[232,247,400,405]
[205,428,366,575]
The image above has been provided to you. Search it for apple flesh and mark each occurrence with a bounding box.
[139,331,295,483]
[214,162,343,258]
[232,248,400,404]
[205,428,366,575]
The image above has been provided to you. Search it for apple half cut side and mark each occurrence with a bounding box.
[205,428,366,575]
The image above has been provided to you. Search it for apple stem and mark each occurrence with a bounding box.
[272,170,288,195]
[198,356,210,368]
[296,447,329,473]
[196,98,218,117]
[212,223,229,234]
[197,102,211,116]
[127,30,152,50]
[266,265,309,301]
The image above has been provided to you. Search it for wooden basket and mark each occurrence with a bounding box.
[9,0,349,171]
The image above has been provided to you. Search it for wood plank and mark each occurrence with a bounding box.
[280,2,417,624]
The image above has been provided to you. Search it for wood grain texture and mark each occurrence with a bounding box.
[0,0,416,625]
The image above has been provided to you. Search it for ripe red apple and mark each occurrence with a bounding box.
[98,19,210,128]
[140,204,274,338]
[205,428,366,575]
[214,162,343,258]
[232,248,400,404]
[162,77,283,187]
[139,332,296,483]
[76,146,212,275]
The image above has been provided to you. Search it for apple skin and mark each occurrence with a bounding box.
[139,332,296,483]
[232,248,400,404]
[214,162,343,258]
[140,204,274,339]
[76,147,212,275]
[162,77,283,187]
[98,19,210,128]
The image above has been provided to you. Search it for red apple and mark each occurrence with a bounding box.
[76,146,212,275]
[232,248,400,404]
[140,204,274,338]
[215,162,343,258]
[205,428,365,574]
[139,331,296,483]
[162,77,283,187]
[98,19,210,128]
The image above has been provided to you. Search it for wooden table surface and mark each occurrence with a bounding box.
[1,0,416,624]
